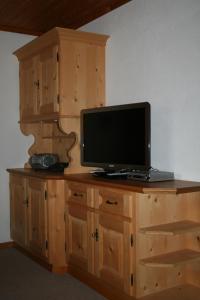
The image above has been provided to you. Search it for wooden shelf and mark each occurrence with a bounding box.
[140,249,200,267]
[140,220,200,236]
[139,284,200,300]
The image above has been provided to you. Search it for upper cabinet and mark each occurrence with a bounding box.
[14,27,109,122]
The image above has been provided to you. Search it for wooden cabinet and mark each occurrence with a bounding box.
[65,182,94,273]
[14,27,109,173]
[20,56,39,119]
[8,170,66,273]
[39,46,59,116]
[65,203,94,273]
[94,212,134,295]
[64,174,200,300]
[9,171,200,299]
[14,27,109,122]
[27,178,48,259]
[10,174,28,247]
[65,181,135,297]
[94,187,134,295]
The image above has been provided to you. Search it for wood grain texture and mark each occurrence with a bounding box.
[7,170,200,193]
[0,0,130,35]
[140,249,200,267]
[140,220,200,236]
[0,241,14,249]
[14,27,108,174]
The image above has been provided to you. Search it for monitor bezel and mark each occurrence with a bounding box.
[80,102,151,171]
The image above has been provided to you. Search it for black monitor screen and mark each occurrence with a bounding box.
[81,102,150,171]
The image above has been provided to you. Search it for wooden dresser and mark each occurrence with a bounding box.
[7,169,200,299]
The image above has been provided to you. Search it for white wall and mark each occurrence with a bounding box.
[81,0,200,181]
[0,31,34,242]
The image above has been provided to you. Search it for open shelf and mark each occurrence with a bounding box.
[140,220,200,236]
[140,249,200,267]
[139,284,200,300]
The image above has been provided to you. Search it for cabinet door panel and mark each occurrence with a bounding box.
[27,178,48,259]
[95,213,134,295]
[10,175,27,247]
[39,46,59,115]
[66,204,94,273]
[60,41,105,116]
[20,57,39,119]
[96,188,134,218]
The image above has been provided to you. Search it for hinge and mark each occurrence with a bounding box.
[130,234,134,247]
[45,240,48,250]
[26,196,29,208]
[44,190,47,200]
[57,52,59,62]
[57,94,60,104]
[131,273,134,286]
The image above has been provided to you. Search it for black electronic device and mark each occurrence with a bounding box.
[81,102,151,173]
[128,169,174,182]
[29,153,59,170]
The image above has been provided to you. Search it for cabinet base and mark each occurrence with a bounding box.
[0,241,14,249]
[67,264,133,300]
[14,243,67,274]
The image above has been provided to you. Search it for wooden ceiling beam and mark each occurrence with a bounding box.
[0,0,131,36]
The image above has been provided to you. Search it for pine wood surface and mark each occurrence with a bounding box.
[0,242,14,249]
[140,220,200,235]
[8,171,200,298]
[140,249,200,267]
[7,170,200,193]
[14,27,108,174]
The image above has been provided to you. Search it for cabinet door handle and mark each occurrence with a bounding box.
[23,198,29,207]
[106,200,118,205]
[91,229,99,241]
[32,227,37,232]
[34,80,39,88]
[73,192,83,198]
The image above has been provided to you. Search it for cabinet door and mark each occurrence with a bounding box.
[19,56,39,120]
[10,175,27,247]
[27,178,48,259]
[39,46,59,116]
[95,213,134,296]
[65,203,94,273]
[60,41,105,116]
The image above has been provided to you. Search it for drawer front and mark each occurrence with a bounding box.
[65,181,94,207]
[96,188,134,218]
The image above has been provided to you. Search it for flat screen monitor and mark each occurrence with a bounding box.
[81,102,151,172]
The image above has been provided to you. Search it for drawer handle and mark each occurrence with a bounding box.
[106,200,118,205]
[73,192,83,197]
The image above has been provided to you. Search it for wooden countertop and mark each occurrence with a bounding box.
[7,168,200,194]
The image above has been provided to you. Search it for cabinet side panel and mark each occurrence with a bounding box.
[185,192,200,288]
[135,193,187,297]
[47,180,66,266]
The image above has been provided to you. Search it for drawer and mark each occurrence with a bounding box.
[65,181,94,207]
[96,188,134,218]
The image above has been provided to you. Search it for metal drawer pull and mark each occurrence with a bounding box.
[73,192,83,197]
[106,200,118,205]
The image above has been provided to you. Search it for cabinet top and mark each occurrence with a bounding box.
[13,27,109,60]
[7,168,200,194]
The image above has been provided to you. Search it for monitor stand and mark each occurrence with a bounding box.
[91,169,174,182]
[91,169,129,179]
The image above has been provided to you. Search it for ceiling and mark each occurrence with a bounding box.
[0,0,131,36]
